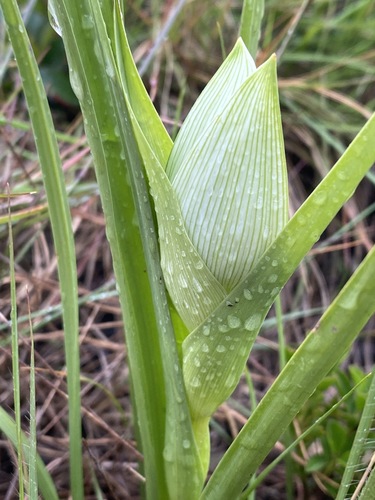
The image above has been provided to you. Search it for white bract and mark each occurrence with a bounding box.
[160,39,288,330]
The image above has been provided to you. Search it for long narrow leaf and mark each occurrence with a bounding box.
[358,459,375,500]
[8,196,24,498]
[239,0,265,58]
[0,407,58,500]
[113,1,172,168]
[50,1,203,497]
[1,1,82,496]
[202,243,375,499]
[337,369,375,499]
[48,0,167,495]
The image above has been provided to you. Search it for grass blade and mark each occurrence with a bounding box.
[1,1,82,496]
[239,0,265,58]
[8,194,24,498]
[337,369,375,499]
[358,457,375,500]
[0,407,58,500]
[240,373,372,497]
[27,291,38,499]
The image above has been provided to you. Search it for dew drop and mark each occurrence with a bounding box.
[179,275,188,288]
[192,277,203,293]
[216,345,226,353]
[337,170,349,181]
[182,439,191,449]
[243,288,253,300]
[202,343,209,353]
[190,376,201,388]
[313,190,328,205]
[48,0,62,37]
[69,68,84,101]
[244,313,262,332]
[202,325,211,336]
[82,14,94,30]
[218,324,230,333]
[227,315,242,329]
[268,274,278,283]
[224,373,236,388]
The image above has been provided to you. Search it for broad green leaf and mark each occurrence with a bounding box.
[166,38,256,183]
[202,243,375,499]
[49,0,169,497]
[113,7,209,486]
[133,120,227,333]
[171,54,288,291]
[121,74,207,500]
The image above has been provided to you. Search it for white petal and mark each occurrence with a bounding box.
[166,38,256,183]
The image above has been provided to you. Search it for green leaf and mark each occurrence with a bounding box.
[338,368,375,500]
[239,0,265,58]
[113,1,172,168]
[326,420,350,456]
[358,457,375,500]
[305,454,329,473]
[52,1,206,497]
[202,242,375,499]
[49,0,170,496]
[133,118,228,334]
[2,0,82,496]
[0,407,58,500]
[201,115,375,499]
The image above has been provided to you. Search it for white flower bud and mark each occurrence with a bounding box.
[161,39,288,330]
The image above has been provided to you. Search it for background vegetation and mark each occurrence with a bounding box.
[1,0,374,498]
